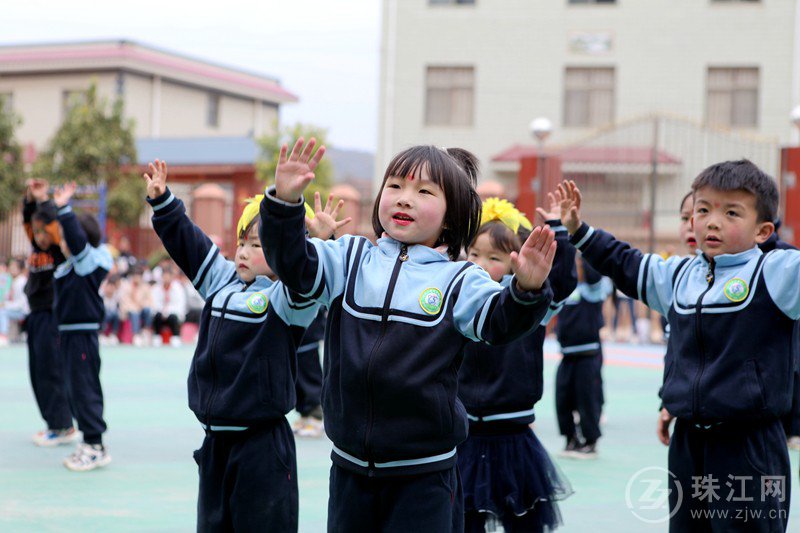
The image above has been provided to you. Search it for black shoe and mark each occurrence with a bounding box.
[559,436,582,457]
[569,442,598,460]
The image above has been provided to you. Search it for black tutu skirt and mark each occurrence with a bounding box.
[458,426,573,531]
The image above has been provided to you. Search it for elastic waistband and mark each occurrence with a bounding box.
[332,444,456,470]
[58,322,100,332]
[202,423,248,432]
[561,342,601,355]
[466,406,535,423]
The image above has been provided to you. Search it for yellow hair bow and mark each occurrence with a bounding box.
[237,195,315,237]
[480,197,532,234]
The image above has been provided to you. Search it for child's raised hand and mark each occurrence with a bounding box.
[305,191,353,240]
[53,182,77,208]
[557,180,582,234]
[511,225,557,291]
[275,138,325,203]
[535,190,562,223]
[27,178,50,203]
[143,159,168,199]
[657,407,674,446]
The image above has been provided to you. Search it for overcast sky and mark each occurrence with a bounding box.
[0,0,381,152]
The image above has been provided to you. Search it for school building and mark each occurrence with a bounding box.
[378,0,800,248]
[0,40,294,259]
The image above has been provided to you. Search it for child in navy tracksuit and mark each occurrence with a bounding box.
[143,160,340,531]
[457,197,576,532]
[51,183,113,471]
[22,179,76,446]
[555,256,611,459]
[261,140,556,532]
[293,309,326,437]
[558,161,794,532]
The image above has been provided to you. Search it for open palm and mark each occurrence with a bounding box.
[306,192,353,240]
[142,159,168,199]
[511,225,556,291]
[275,138,326,202]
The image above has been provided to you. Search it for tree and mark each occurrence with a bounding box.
[33,83,144,226]
[0,96,25,220]
[257,122,333,203]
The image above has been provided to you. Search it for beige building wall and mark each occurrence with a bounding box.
[378,0,799,186]
[0,70,281,149]
[0,72,118,148]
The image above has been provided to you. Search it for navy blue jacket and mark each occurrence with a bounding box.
[556,260,612,356]
[149,189,320,428]
[457,221,577,428]
[572,222,798,422]
[23,198,66,312]
[260,189,553,476]
[53,204,112,333]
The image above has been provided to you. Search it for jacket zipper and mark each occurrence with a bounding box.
[205,285,244,427]
[363,243,407,475]
[692,258,715,418]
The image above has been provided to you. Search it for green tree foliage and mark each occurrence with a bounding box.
[257,122,333,203]
[0,96,25,220]
[34,83,144,226]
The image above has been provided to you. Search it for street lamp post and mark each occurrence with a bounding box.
[529,117,553,203]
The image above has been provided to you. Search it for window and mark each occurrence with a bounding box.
[706,67,759,128]
[0,92,12,114]
[563,67,615,127]
[425,66,474,126]
[430,0,475,5]
[207,93,220,128]
[568,0,616,4]
[62,90,87,119]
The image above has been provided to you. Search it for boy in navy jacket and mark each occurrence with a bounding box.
[22,179,75,446]
[143,160,344,531]
[52,183,113,471]
[557,161,793,531]
[555,257,612,458]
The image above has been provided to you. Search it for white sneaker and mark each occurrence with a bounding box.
[169,337,182,347]
[152,336,163,347]
[788,436,800,450]
[33,427,80,447]
[63,443,112,471]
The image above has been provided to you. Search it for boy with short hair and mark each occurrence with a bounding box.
[558,160,793,530]
[52,182,113,471]
[22,179,76,446]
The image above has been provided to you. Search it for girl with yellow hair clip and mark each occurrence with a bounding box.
[458,193,579,531]
[142,159,349,531]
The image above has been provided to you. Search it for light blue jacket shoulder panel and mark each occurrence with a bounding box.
[208,275,319,328]
[762,248,800,320]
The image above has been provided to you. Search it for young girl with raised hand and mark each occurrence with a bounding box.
[261,139,557,532]
[142,160,347,532]
[458,196,576,532]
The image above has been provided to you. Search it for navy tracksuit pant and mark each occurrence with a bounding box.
[668,418,790,532]
[27,310,72,430]
[194,420,298,532]
[327,464,463,533]
[555,353,602,444]
[295,343,323,418]
[60,332,106,444]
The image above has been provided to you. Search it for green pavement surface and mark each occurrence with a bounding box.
[1,341,797,532]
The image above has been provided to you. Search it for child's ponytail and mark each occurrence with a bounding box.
[445,148,479,187]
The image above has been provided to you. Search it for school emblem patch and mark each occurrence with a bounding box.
[723,278,748,303]
[419,288,443,315]
[246,292,269,314]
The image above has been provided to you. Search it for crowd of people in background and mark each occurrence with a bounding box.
[0,246,667,349]
[0,244,204,348]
